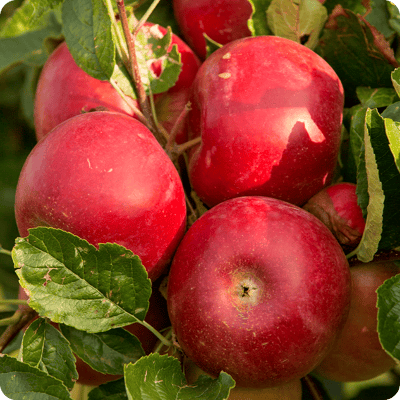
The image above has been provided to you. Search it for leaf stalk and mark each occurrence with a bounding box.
[116,0,166,146]
[0,308,37,353]
[139,319,172,347]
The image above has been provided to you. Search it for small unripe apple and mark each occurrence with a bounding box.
[168,196,351,387]
[172,0,253,59]
[314,262,399,382]
[15,111,186,281]
[187,36,344,208]
[34,23,200,141]
[303,182,365,249]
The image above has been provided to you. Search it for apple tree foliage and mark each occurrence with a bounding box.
[1,0,400,399]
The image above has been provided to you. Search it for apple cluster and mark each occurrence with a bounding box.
[13,1,398,396]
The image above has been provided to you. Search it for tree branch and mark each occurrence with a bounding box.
[0,308,37,353]
[116,0,166,146]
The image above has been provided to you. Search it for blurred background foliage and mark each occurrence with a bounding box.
[0,0,36,303]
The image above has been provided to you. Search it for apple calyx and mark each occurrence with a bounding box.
[233,273,262,307]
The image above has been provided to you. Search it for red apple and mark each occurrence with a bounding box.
[15,111,186,281]
[187,36,344,208]
[172,0,253,59]
[18,283,171,386]
[34,23,201,141]
[314,262,399,382]
[33,41,138,141]
[303,182,366,250]
[167,196,351,388]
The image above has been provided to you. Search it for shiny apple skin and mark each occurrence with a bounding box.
[172,0,252,59]
[15,111,186,281]
[187,36,344,208]
[34,23,201,141]
[167,196,351,388]
[314,262,399,382]
[33,41,138,140]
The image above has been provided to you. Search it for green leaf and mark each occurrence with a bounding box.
[388,1,400,38]
[346,106,369,184]
[323,0,366,15]
[345,87,399,182]
[385,118,400,175]
[150,43,181,93]
[0,13,62,75]
[247,0,273,36]
[204,34,223,59]
[0,353,72,399]
[19,318,78,390]
[178,373,236,399]
[382,101,400,121]
[0,0,62,38]
[135,25,182,95]
[391,68,400,98]
[353,109,384,262]
[266,0,327,49]
[59,324,145,376]
[124,353,235,400]
[371,114,400,251]
[356,87,399,108]
[12,227,152,333]
[111,60,137,100]
[112,23,183,100]
[364,0,395,39]
[355,136,369,218]
[318,9,397,104]
[88,378,128,400]
[61,0,115,80]
[353,109,400,261]
[377,273,400,362]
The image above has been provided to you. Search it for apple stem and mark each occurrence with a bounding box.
[153,327,173,354]
[138,319,172,347]
[165,101,192,154]
[109,78,147,124]
[116,0,147,109]
[148,88,170,143]
[0,308,37,353]
[185,194,199,226]
[175,137,201,155]
[116,0,166,146]
[166,136,201,164]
